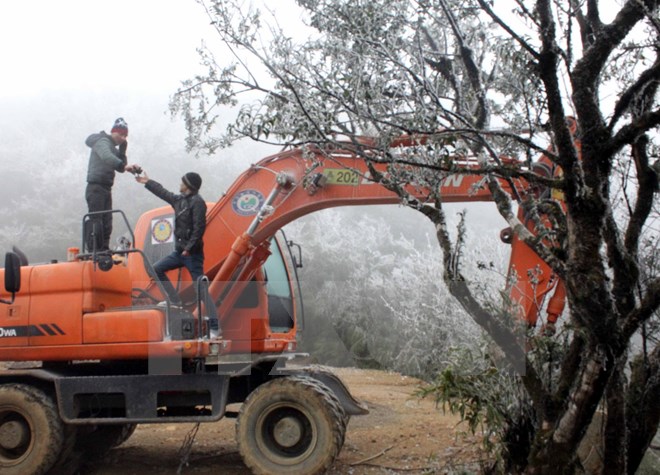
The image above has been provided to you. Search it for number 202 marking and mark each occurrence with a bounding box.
[326,169,359,185]
[338,170,358,184]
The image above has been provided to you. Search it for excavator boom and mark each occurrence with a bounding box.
[129,142,559,333]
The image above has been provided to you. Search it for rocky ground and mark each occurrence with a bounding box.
[55,366,660,474]
[83,367,484,474]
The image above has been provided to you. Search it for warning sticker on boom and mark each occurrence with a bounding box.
[323,168,359,186]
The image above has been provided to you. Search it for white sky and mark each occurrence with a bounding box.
[0,0,309,98]
[0,0,306,164]
[0,0,215,96]
[0,0,628,98]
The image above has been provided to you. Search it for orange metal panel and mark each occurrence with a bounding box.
[25,262,84,345]
[81,261,132,312]
[83,309,165,344]
[24,261,133,346]
[0,340,216,362]
[229,336,292,354]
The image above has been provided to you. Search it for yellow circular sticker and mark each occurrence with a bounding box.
[152,218,173,244]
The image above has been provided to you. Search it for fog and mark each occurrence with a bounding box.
[0,0,506,261]
[0,87,506,263]
[0,1,508,374]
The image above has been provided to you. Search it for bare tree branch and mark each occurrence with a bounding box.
[609,54,660,130]
[622,277,660,339]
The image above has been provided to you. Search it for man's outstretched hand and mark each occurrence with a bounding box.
[135,170,150,184]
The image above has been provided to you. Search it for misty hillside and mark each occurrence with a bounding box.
[0,89,507,260]
[0,89,508,376]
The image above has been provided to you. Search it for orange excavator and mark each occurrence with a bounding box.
[0,137,566,474]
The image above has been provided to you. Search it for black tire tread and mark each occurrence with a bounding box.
[236,376,347,475]
[76,423,139,454]
[0,383,65,475]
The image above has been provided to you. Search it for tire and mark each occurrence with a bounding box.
[76,423,138,456]
[117,423,138,446]
[49,423,138,474]
[0,383,65,475]
[49,423,79,475]
[236,376,346,475]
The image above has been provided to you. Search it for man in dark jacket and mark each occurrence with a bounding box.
[85,117,139,251]
[136,171,207,306]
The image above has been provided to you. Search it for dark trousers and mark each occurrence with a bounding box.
[153,250,204,304]
[85,183,113,251]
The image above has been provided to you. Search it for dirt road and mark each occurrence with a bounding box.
[83,367,481,474]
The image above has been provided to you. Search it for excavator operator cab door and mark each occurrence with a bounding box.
[274,230,305,333]
[265,235,297,333]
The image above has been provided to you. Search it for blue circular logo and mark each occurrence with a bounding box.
[232,189,265,216]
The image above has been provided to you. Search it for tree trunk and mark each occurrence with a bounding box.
[625,345,660,474]
[603,359,626,474]
[526,347,613,474]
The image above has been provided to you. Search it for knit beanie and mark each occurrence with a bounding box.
[111,117,129,135]
[182,172,202,193]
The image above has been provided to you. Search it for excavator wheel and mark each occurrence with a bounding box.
[48,423,138,474]
[75,423,138,457]
[0,383,66,475]
[236,376,347,475]
[110,422,139,447]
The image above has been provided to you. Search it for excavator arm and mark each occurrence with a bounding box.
[130,141,565,331]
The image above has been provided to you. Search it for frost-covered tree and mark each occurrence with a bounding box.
[288,208,487,377]
[172,0,660,473]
